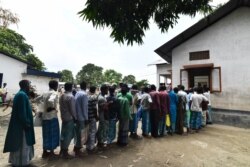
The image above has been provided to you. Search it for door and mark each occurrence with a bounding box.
[188,68,211,89]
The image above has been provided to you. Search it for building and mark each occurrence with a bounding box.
[148,59,172,88]
[0,51,61,98]
[155,0,250,128]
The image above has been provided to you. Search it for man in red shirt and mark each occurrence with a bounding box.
[158,85,170,137]
[149,85,161,138]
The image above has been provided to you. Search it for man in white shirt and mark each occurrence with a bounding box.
[35,80,60,158]
[203,87,212,124]
[190,87,208,133]
[177,85,188,134]
[140,86,152,137]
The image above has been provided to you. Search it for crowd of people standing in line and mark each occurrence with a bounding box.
[3,79,212,166]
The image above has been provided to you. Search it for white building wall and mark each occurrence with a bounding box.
[156,64,172,87]
[172,7,250,111]
[22,75,59,95]
[0,53,27,97]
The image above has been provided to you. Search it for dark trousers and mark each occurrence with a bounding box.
[150,109,160,137]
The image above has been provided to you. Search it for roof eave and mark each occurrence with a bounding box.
[155,0,250,62]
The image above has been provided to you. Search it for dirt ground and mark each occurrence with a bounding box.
[1,107,250,167]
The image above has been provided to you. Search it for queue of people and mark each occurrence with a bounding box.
[3,79,212,166]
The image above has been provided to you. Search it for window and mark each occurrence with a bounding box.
[189,51,210,61]
[180,66,222,93]
[211,67,222,92]
[180,69,188,89]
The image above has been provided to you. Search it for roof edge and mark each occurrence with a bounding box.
[26,68,61,78]
[155,0,250,62]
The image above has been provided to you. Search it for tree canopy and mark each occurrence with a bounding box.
[76,63,104,86]
[78,0,212,45]
[103,69,122,84]
[58,69,74,83]
[122,75,136,84]
[136,79,149,89]
[0,27,46,70]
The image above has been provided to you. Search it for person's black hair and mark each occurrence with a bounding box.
[64,82,73,92]
[109,86,115,95]
[89,86,96,93]
[180,85,185,91]
[188,88,194,93]
[121,84,128,95]
[3,83,7,87]
[49,80,58,91]
[119,82,123,88]
[112,84,117,89]
[131,84,138,90]
[19,80,30,90]
[143,86,149,93]
[159,85,166,91]
[100,84,108,92]
[150,84,156,91]
[197,86,203,94]
[80,81,87,90]
[173,87,179,94]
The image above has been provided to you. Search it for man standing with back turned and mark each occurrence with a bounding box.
[3,80,35,166]
[74,81,88,157]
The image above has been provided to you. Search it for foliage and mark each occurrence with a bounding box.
[0,7,19,28]
[25,54,46,71]
[0,27,33,56]
[136,79,149,89]
[0,27,46,70]
[58,69,74,83]
[76,63,104,86]
[78,0,212,45]
[103,69,122,84]
[122,75,136,84]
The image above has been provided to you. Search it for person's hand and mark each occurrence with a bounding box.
[95,116,99,122]
[73,118,77,124]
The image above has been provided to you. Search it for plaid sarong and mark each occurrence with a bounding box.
[117,119,129,145]
[107,119,117,144]
[42,118,60,150]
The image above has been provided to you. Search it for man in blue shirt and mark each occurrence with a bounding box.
[74,81,88,157]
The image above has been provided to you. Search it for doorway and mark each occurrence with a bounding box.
[188,68,211,88]
[180,64,221,92]
[0,73,3,88]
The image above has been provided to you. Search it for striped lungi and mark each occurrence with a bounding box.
[86,119,97,150]
[42,118,60,150]
[97,120,109,144]
[107,119,117,144]
[117,119,129,145]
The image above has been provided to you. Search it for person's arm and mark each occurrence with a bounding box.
[148,94,153,103]
[83,94,89,123]
[175,94,178,105]
[167,95,170,114]
[70,96,77,120]
[34,94,43,103]
[189,95,193,109]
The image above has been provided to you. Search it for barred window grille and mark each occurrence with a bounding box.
[189,51,210,61]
